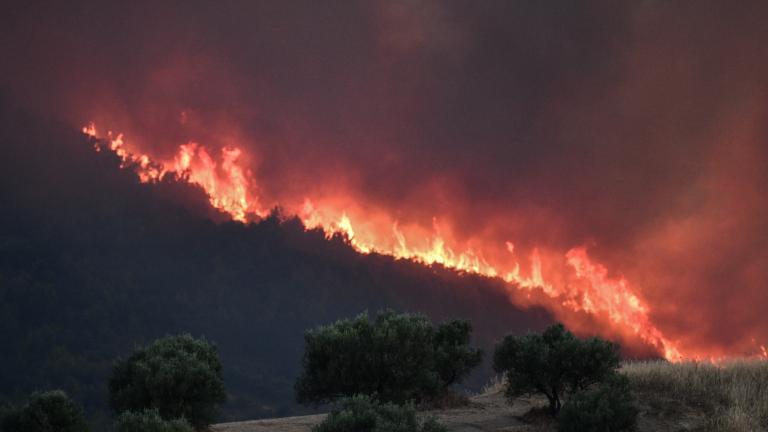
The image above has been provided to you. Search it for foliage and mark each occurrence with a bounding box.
[558,373,638,432]
[114,409,193,432]
[493,323,620,415]
[312,395,446,432]
[295,310,482,405]
[109,335,226,430]
[0,390,90,432]
[433,320,484,387]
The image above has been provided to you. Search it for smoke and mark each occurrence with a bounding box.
[2,1,767,357]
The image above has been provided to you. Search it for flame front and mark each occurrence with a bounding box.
[83,123,261,221]
[82,123,702,361]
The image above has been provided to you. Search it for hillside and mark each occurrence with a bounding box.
[215,360,768,432]
[0,95,552,430]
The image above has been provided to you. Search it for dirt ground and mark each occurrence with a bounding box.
[213,390,553,432]
[212,388,708,432]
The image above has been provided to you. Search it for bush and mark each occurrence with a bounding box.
[493,323,620,415]
[109,334,226,430]
[114,409,193,432]
[313,395,446,432]
[0,390,90,432]
[295,310,482,405]
[558,374,638,432]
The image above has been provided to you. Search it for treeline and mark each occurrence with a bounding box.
[1,314,636,431]
[0,94,551,430]
[298,312,637,432]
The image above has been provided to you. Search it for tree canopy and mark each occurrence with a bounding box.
[0,390,90,432]
[296,310,482,405]
[493,323,620,415]
[109,335,226,430]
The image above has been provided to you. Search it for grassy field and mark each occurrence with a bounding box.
[624,360,768,431]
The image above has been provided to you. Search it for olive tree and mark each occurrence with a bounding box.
[434,320,484,387]
[493,323,620,415]
[0,390,90,432]
[109,334,226,430]
[295,310,482,405]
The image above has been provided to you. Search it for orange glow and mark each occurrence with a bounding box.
[82,122,97,137]
[83,127,261,221]
[82,123,760,362]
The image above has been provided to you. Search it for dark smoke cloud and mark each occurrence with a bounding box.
[2,1,768,355]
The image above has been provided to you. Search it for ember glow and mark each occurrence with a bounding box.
[83,123,684,361]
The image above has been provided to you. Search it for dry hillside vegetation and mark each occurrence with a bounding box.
[624,360,768,431]
[215,360,768,432]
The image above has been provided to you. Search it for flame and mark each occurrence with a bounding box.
[83,127,260,221]
[82,122,743,362]
[82,122,97,138]
[565,248,682,361]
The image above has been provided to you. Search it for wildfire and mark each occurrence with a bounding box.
[83,123,691,360]
[82,122,261,221]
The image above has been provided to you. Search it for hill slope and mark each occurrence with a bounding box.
[0,95,552,429]
[216,361,768,432]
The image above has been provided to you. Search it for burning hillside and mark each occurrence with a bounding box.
[82,123,683,360]
[3,1,768,364]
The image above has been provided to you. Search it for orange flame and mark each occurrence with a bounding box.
[82,123,711,361]
[83,126,261,221]
[82,122,97,138]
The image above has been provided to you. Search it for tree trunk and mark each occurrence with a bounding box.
[546,394,557,416]
[551,389,561,415]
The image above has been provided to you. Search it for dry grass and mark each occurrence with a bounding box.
[479,374,506,396]
[215,363,768,432]
[623,360,768,431]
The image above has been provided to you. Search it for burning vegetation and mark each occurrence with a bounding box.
[81,122,688,360]
[3,2,768,429]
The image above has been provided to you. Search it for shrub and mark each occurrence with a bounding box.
[295,310,482,405]
[0,390,90,432]
[114,409,193,432]
[312,395,446,432]
[109,334,226,430]
[493,323,620,415]
[558,374,638,432]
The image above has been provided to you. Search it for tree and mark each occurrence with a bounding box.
[312,395,446,432]
[433,320,484,387]
[109,334,226,430]
[114,409,193,432]
[295,310,482,405]
[557,374,638,432]
[0,390,90,432]
[493,323,620,415]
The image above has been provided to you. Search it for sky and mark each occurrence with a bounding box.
[2,1,767,358]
